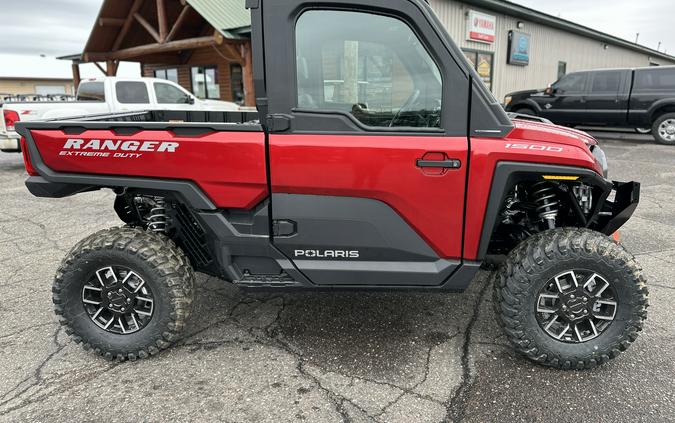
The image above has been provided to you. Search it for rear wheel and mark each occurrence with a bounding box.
[494,228,648,369]
[53,227,194,361]
[652,112,675,145]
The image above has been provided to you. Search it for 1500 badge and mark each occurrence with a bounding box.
[505,143,563,152]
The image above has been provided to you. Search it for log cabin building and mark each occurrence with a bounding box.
[62,0,254,106]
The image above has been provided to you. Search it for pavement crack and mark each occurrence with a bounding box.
[443,277,491,423]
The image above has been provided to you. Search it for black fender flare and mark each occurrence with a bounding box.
[476,161,612,261]
[646,98,675,122]
[509,99,542,114]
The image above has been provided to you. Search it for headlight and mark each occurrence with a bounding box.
[504,95,512,106]
[591,145,608,178]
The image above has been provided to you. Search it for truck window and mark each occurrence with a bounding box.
[295,10,443,128]
[76,82,105,102]
[589,71,622,94]
[635,68,675,90]
[553,72,586,94]
[115,81,150,104]
[154,82,191,104]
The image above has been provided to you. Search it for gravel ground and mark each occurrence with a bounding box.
[0,132,673,422]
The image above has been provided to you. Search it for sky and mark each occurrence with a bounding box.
[510,0,674,55]
[0,0,673,78]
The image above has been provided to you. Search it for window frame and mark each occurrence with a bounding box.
[153,68,179,84]
[293,8,445,131]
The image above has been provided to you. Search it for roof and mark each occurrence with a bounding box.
[463,0,675,63]
[186,0,251,36]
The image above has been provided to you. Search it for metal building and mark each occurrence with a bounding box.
[431,0,675,101]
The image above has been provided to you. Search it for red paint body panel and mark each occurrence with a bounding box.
[462,122,601,260]
[269,134,469,258]
[30,129,268,209]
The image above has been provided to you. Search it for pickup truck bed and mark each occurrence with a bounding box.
[23,110,264,209]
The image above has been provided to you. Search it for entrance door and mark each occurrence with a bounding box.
[261,0,471,286]
[462,50,493,91]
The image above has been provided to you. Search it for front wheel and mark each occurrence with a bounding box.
[494,228,648,369]
[53,227,194,361]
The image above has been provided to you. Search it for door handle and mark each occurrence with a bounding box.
[416,159,462,169]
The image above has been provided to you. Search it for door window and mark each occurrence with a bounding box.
[191,66,220,99]
[295,10,443,128]
[115,81,150,104]
[553,72,586,94]
[589,71,622,94]
[635,68,675,90]
[154,82,191,104]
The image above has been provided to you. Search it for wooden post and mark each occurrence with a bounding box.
[157,0,168,42]
[106,60,117,76]
[71,63,81,92]
[343,41,359,105]
[241,43,256,107]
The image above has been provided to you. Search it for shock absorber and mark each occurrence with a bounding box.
[147,197,169,233]
[531,182,559,229]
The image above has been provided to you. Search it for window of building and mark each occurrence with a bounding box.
[154,82,191,104]
[230,64,245,105]
[154,68,178,84]
[462,50,493,91]
[557,61,567,80]
[589,71,622,94]
[295,10,443,128]
[191,66,220,99]
[115,81,150,104]
[553,72,587,94]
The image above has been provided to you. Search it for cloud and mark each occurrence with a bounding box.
[0,0,103,56]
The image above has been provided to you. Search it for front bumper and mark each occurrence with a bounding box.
[597,181,640,235]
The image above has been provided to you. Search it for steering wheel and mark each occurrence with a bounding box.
[389,89,421,127]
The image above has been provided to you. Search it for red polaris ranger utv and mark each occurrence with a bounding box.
[16,0,647,368]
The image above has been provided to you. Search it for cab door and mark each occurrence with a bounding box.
[537,72,589,124]
[259,0,470,286]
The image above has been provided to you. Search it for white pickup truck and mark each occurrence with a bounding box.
[1,77,240,152]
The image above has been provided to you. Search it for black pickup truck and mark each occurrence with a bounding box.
[504,66,675,145]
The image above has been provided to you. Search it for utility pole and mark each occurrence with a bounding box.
[657,41,662,51]
[635,33,639,43]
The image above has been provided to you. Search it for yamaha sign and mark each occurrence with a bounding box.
[466,10,496,44]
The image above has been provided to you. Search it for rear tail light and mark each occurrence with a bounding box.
[3,109,20,131]
[20,137,38,176]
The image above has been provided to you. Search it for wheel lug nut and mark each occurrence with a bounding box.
[582,297,588,302]
[562,305,568,311]
[583,310,588,314]
[118,289,123,294]
[121,307,125,312]
[108,292,112,298]
[126,298,131,303]
[570,295,576,299]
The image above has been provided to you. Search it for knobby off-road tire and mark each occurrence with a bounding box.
[53,227,194,361]
[494,228,648,369]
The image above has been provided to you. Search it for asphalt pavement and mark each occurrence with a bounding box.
[0,131,673,422]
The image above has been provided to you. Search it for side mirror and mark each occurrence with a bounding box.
[544,86,555,96]
[186,96,195,105]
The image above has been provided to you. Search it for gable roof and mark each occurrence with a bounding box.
[186,0,251,36]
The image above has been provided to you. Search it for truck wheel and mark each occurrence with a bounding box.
[494,228,648,369]
[53,227,194,361]
[513,107,536,116]
[652,113,675,145]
